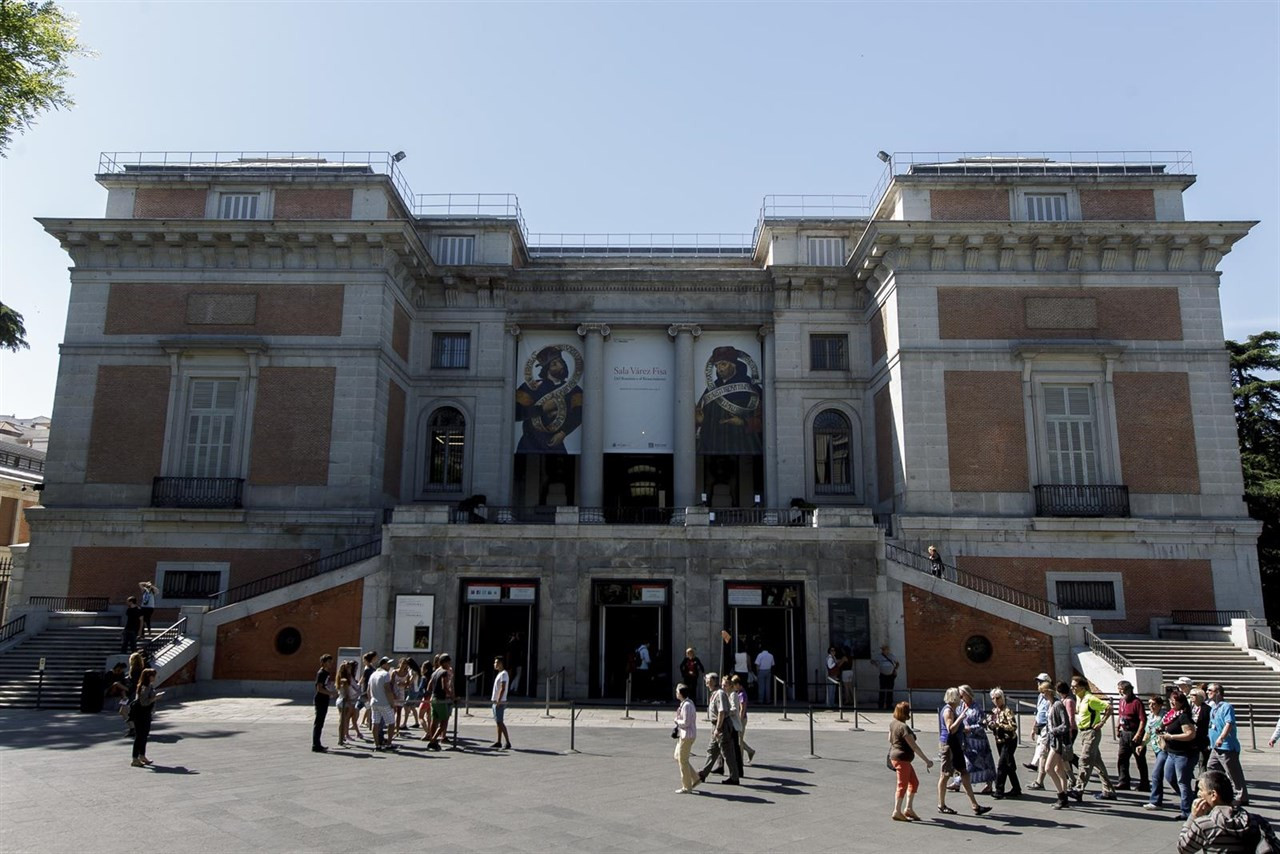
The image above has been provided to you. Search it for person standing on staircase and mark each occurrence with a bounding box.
[121,597,143,654]
[138,581,157,638]
[1206,683,1249,807]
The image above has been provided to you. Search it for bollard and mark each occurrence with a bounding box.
[447,703,460,751]
[778,675,789,722]
[1248,703,1257,751]
[35,670,44,711]
[569,700,579,753]
[849,685,864,732]
[808,706,816,757]
[623,674,633,720]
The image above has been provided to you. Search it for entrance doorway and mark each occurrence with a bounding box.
[723,582,806,704]
[699,455,763,509]
[602,455,673,521]
[457,580,538,699]
[589,580,672,700]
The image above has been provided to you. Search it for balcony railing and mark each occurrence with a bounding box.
[151,477,244,509]
[208,538,382,610]
[1171,609,1252,626]
[0,448,44,474]
[885,543,1057,618]
[579,507,687,525]
[28,596,109,612]
[527,233,753,259]
[1034,484,1130,518]
[709,507,813,527]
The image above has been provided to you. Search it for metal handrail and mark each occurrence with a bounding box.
[415,192,527,237]
[708,507,814,527]
[1250,629,1280,660]
[27,596,109,612]
[543,667,564,719]
[141,616,187,659]
[884,542,1058,617]
[0,614,25,645]
[1085,628,1133,673]
[527,232,752,258]
[579,507,687,526]
[208,538,382,610]
[1171,609,1252,626]
[0,449,44,473]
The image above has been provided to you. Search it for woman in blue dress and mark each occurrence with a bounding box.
[958,684,997,792]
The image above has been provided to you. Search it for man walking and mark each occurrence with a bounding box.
[1026,671,1051,781]
[754,645,775,705]
[368,657,397,752]
[426,653,454,751]
[490,656,512,750]
[697,673,741,786]
[1069,676,1116,801]
[1115,680,1149,791]
[312,654,334,753]
[1206,683,1248,806]
[875,644,899,710]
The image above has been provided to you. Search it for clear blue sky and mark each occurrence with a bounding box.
[2,0,1277,417]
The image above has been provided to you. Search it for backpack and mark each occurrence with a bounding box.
[626,650,640,673]
[1254,813,1279,854]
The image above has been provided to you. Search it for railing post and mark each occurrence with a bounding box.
[623,674,633,720]
[447,703,460,750]
[850,678,864,732]
[569,701,579,753]
[1248,704,1257,752]
[809,706,816,757]
[778,675,789,721]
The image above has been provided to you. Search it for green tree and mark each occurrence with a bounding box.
[1227,331,1280,628]
[0,300,28,351]
[0,0,88,154]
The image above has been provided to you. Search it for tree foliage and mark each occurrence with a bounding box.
[1227,331,1280,626]
[0,300,28,351]
[0,0,88,154]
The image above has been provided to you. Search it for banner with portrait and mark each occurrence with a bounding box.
[514,333,584,455]
[604,331,674,453]
[693,334,763,455]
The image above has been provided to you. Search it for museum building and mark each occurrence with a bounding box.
[6,149,1263,700]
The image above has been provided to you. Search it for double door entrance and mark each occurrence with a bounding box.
[589,580,672,700]
[457,580,538,699]
[723,582,806,703]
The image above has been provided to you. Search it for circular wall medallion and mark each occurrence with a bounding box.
[964,635,993,664]
[275,627,302,656]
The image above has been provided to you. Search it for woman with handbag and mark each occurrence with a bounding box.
[1157,691,1199,819]
[673,683,698,793]
[130,668,160,767]
[1045,681,1073,809]
[986,688,1021,799]
[889,700,932,821]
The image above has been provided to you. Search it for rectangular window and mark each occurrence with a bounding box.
[1025,194,1068,222]
[431,332,470,368]
[1043,385,1098,485]
[807,237,845,266]
[155,561,230,605]
[810,335,849,371]
[1055,579,1117,612]
[437,235,475,265]
[182,379,238,478]
[218,193,260,219]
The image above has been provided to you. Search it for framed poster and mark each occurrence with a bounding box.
[828,597,871,659]
[394,595,435,653]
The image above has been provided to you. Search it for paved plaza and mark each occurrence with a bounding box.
[2,696,1278,853]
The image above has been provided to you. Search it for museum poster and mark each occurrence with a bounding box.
[514,333,584,454]
[604,330,674,453]
[828,597,870,660]
[393,594,435,653]
[693,334,763,455]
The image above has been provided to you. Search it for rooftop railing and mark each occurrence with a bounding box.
[0,448,44,474]
[527,233,753,258]
[413,193,528,237]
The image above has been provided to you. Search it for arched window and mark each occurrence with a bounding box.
[426,407,465,491]
[813,409,853,494]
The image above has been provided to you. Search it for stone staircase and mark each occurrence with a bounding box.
[0,624,125,709]
[1104,638,1280,734]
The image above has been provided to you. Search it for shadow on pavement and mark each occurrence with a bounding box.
[746,763,813,773]
[145,764,198,775]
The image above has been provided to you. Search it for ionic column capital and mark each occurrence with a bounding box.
[667,323,702,339]
[505,323,521,338]
[576,322,611,338]
[758,324,774,340]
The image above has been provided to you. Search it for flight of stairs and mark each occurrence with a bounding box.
[1104,638,1280,730]
[0,625,126,709]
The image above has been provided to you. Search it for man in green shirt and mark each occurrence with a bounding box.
[1069,676,1117,801]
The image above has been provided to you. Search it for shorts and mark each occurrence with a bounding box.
[371,704,395,728]
[492,704,505,724]
[430,700,451,723]
[940,742,967,776]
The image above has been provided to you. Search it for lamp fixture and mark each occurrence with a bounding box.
[876,150,891,163]
[392,151,407,163]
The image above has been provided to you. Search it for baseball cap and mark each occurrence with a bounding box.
[378,657,391,666]
[1035,672,1050,682]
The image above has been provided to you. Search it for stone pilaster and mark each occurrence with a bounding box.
[498,323,520,505]
[668,323,701,508]
[759,324,778,507]
[576,322,610,507]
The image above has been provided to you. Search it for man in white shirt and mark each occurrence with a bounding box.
[635,641,652,701]
[368,657,396,752]
[490,656,512,750]
[754,647,776,705]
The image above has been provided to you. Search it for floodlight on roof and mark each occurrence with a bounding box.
[876,150,891,163]
[392,151,407,163]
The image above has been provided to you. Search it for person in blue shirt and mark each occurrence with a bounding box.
[1206,683,1249,806]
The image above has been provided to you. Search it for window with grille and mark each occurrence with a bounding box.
[807,237,845,266]
[1025,194,1068,222]
[1044,385,1097,485]
[431,332,470,369]
[437,235,475,265]
[810,335,849,371]
[1055,579,1117,611]
[182,379,238,477]
[162,570,223,599]
[426,407,465,491]
[813,409,853,494]
[218,193,260,219]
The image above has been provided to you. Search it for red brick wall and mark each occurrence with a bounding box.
[902,588,1055,689]
[214,578,364,680]
[931,189,1009,221]
[957,556,1214,634]
[875,385,895,503]
[383,380,406,500]
[69,546,318,610]
[161,657,199,689]
[133,189,207,218]
[249,367,336,486]
[16,501,33,543]
[1080,189,1156,221]
[0,497,14,543]
[273,189,353,219]
[938,287,1182,340]
[85,365,170,484]
[105,283,344,336]
[391,302,411,363]
[944,371,1029,492]
[870,304,887,364]
[1114,372,1200,494]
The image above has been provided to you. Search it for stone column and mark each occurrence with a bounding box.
[497,324,520,505]
[759,324,778,507]
[668,323,701,508]
[576,323,610,507]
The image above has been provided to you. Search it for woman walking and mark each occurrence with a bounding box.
[1157,691,1199,819]
[889,701,933,821]
[987,688,1021,798]
[937,687,992,816]
[129,668,159,767]
[731,675,756,764]
[1045,681,1074,809]
[1143,695,1168,812]
[674,683,699,793]
[957,685,996,794]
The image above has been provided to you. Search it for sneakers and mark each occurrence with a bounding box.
[311,745,328,753]
[1143,803,1162,811]
[1022,762,1038,771]
[489,741,503,748]
[1093,791,1117,801]
[1068,789,1083,803]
